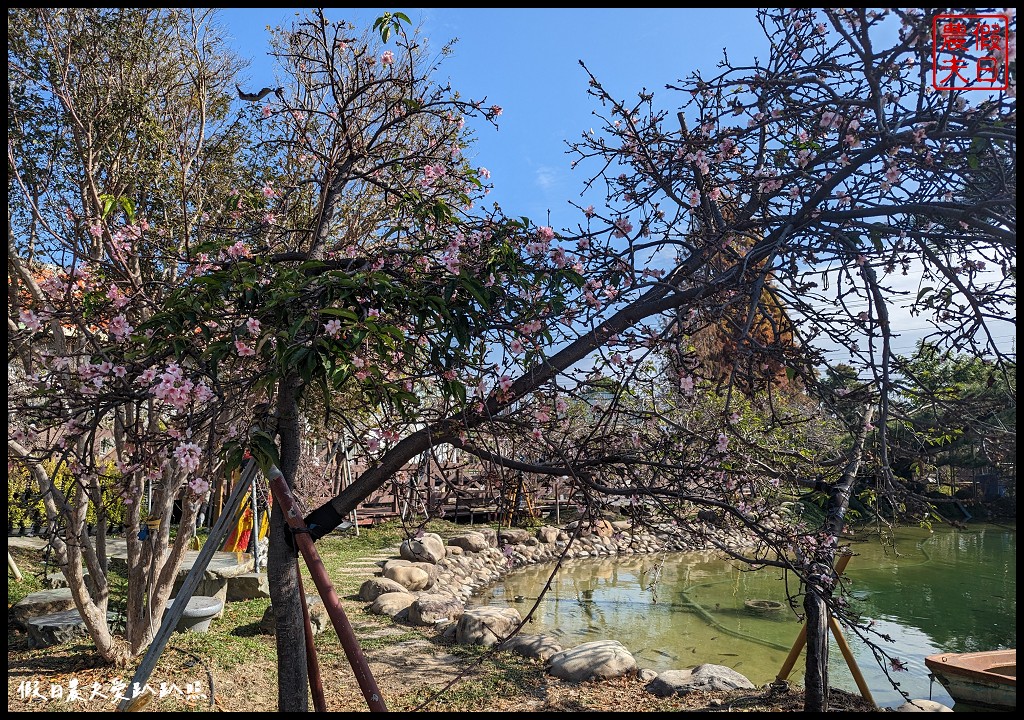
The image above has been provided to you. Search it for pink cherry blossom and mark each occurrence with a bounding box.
[498,375,513,392]
[174,442,203,473]
[381,50,394,65]
[246,317,261,335]
[680,375,694,396]
[323,319,344,338]
[108,315,133,340]
[235,340,256,357]
[612,217,633,238]
[19,309,41,331]
[227,241,249,258]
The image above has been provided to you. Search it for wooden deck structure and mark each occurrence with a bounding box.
[345,465,580,526]
[202,439,587,532]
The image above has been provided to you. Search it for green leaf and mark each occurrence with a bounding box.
[448,379,467,405]
[320,307,360,321]
[249,431,280,471]
[460,277,490,308]
[119,197,136,224]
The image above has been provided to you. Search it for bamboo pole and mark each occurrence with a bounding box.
[829,615,875,706]
[9,551,24,581]
[776,554,875,705]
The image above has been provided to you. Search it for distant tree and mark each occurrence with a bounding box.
[8,7,251,664]
[888,341,1016,486]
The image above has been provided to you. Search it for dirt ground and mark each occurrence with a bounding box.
[9,610,880,713]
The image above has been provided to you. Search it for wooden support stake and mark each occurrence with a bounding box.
[297,569,327,712]
[776,554,874,706]
[9,551,24,581]
[267,466,387,712]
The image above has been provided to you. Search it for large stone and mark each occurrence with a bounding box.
[547,640,637,682]
[498,528,531,546]
[500,632,562,661]
[227,572,270,601]
[381,558,412,572]
[368,592,416,618]
[384,565,430,591]
[26,609,115,648]
[399,533,446,564]
[645,665,755,697]
[10,588,77,629]
[477,527,498,548]
[359,577,409,602]
[536,526,560,544]
[259,594,329,635]
[895,700,954,712]
[448,532,490,553]
[456,606,522,647]
[408,560,439,588]
[408,593,464,626]
[379,559,437,587]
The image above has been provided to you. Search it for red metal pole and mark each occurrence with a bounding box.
[267,467,388,712]
[297,568,328,712]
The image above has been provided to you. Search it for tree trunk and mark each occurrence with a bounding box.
[269,374,309,711]
[802,564,831,712]
[803,404,875,712]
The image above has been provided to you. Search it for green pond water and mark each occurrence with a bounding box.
[469,523,1016,710]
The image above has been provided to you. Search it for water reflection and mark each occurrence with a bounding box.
[469,524,1016,710]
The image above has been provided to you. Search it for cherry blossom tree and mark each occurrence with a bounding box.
[8,7,252,664]
[9,7,1015,713]
[294,7,1014,711]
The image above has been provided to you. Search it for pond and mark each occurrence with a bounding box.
[469,523,1016,710]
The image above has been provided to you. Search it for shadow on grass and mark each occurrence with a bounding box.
[229,621,266,638]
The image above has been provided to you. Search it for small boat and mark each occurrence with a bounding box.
[924,649,1016,710]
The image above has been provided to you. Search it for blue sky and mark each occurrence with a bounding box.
[215,9,1015,362]
[218,7,768,230]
